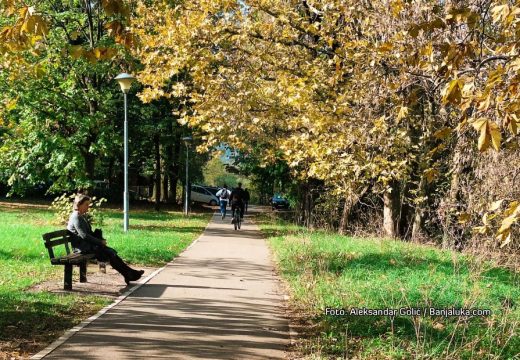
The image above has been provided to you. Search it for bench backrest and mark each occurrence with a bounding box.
[42,230,76,260]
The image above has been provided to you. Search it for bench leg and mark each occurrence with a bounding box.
[79,262,87,283]
[64,264,73,290]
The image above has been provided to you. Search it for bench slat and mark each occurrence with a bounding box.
[42,230,69,241]
[43,230,77,258]
[50,253,95,265]
[44,237,74,248]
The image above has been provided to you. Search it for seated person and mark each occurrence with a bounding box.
[67,194,144,285]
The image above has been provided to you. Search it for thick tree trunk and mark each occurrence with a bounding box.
[339,185,369,235]
[442,134,469,249]
[383,181,400,238]
[302,181,316,229]
[83,150,96,181]
[338,198,350,235]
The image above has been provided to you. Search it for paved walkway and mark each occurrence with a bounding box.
[42,208,289,359]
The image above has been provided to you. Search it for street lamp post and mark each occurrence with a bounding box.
[182,136,192,216]
[114,73,136,232]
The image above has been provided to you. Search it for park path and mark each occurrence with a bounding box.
[41,207,289,359]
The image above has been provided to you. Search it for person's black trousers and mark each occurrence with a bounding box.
[92,229,135,277]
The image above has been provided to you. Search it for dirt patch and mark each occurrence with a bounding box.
[0,264,158,360]
[0,200,50,210]
[28,264,158,297]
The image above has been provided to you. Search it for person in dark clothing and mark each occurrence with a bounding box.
[243,188,250,214]
[230,182,246,222]
[67,194,144,285]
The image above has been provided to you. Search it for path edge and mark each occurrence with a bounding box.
[31,212,216,360]
[249,211,300,352]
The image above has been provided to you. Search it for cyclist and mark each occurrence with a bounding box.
[230,182,246,223]
[216,184,231,219]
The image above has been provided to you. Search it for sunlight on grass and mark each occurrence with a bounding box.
[0,203,212,356]
[258,215,520,359]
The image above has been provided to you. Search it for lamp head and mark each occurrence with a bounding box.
[114,73,135,94]
[182,136,193,144]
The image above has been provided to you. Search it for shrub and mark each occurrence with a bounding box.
[50,193,106,226]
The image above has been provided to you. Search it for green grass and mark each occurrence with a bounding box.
[258,215,520,360]
[0,203,211,356]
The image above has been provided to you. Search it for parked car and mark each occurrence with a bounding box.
[271,194,289,210]
[204,186,220,197]
[191,185,219,206]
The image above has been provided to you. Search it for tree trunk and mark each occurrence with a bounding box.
[168,131,182,203]
[161,152,168,203]
[339,185,369,235]
[304,183,315,229]
[411,176,426,240]
[83,150,96,181]
[107,157,114,186]
[338,198,351,235]
[383,181,400,238]
[154,134,161,211]
[442,134,469,249]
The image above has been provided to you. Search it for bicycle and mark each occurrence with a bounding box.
[232,207,242,230]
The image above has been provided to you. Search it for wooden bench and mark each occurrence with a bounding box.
[42,229,105,290]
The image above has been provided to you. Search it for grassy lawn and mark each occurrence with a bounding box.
[258,215,519,360]
[0,201,211,357]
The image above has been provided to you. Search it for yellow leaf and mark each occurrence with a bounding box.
[498,216,516,234]
[424,168,439,184]
[69,45,83,59]
[21,17,33,33]
[499,232,512,248]
[32,15,49,36]
[508,114,519,135]
[472,118,487,131]
[477,94,491,111]
[397,105,408,121]
[473,225,489,234]
[442,79,462,104]
[434,127,452,140]
[5,97,17,111]
[491,4,509,23]
[488,199,504,212]
[432,322,445,331]
[482,213,489,226]
[458,213,471,224]
[18,6,28,19]
[489,122,501,151]
[478,123,490,152]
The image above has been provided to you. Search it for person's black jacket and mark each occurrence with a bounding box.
[230,188,246,204]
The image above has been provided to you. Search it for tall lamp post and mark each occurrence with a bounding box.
[114,73,135,232]
[182,136,192,216]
